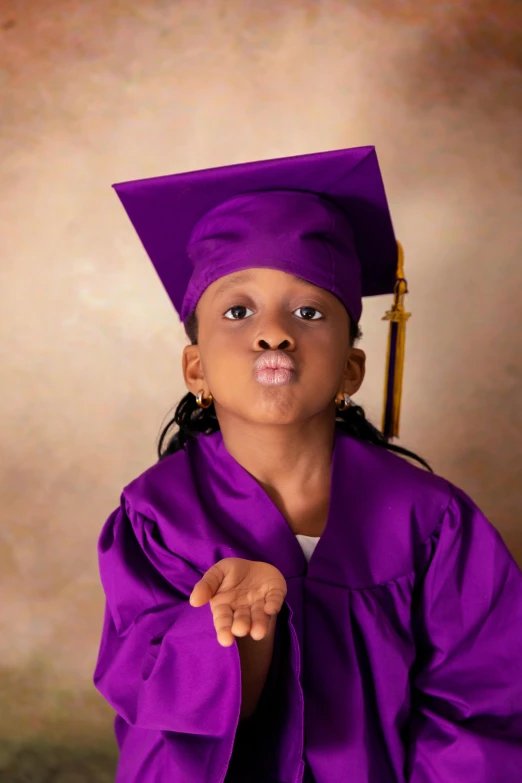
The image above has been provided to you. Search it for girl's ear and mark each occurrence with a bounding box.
[343,348,366,396]
[182,344,206,395]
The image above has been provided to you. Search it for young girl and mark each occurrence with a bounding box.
[94,147,522,783]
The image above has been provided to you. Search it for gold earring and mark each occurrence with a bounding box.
[195,390,213,409]
[335,393,353,411]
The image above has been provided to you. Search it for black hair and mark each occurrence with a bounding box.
[158,311,432,472]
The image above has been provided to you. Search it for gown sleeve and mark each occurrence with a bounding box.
[407,485,522,782]
[93,499,242,781]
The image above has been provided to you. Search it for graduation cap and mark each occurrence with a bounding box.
[113,146,410,440]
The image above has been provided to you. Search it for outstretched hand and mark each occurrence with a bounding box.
[190,558,287,647]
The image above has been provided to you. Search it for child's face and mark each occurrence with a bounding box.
[182,268,365,427]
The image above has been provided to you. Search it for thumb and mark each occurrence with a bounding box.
[189,563,225,607]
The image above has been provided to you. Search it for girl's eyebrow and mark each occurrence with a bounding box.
[211,271,321,301]
[293,275,321,291]
[212,271,254,299]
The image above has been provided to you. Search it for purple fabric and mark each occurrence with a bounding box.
[183,190,361,322]
[94,431,522,782]
[112,146,398,324]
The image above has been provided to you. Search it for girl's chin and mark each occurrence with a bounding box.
[218,392,331,426]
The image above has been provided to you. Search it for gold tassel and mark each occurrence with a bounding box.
[381,241,411,441]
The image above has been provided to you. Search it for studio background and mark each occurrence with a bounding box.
[1,0,521,779]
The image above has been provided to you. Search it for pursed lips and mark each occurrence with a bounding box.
[253,350,296,372]
[253,351,296,386]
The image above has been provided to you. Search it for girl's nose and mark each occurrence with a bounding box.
[254,320,296,352]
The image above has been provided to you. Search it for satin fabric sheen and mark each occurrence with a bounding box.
[94,431,522,782]
[112,147,398,325]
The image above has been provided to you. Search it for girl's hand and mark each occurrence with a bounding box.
[189,558,287,647]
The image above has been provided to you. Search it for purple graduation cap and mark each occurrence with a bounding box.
[113,146,410,439]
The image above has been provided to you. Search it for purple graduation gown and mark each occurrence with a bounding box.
[94,430,522,782]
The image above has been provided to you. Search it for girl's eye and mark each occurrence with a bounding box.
[224,305,254,320]
[294,306,324,321]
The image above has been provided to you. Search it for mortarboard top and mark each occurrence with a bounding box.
[112,146,398,325]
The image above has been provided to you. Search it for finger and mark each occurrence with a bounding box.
[212,604,235,647]
[264,586,286,616]
[189,564,224,607]
[189,580,213,608]
[250,598,271,640]
[230,605,252,638]
[217,629,235,648]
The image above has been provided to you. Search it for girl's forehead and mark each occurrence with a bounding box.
[204,268,330,303]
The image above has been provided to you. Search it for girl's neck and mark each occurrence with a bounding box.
[218,413,336,535]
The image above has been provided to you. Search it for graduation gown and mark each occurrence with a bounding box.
[93,430,522,782]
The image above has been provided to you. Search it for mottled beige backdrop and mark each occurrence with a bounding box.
[1,0,521,779]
